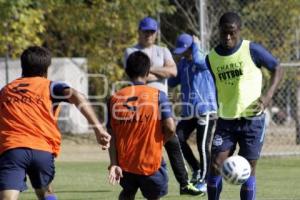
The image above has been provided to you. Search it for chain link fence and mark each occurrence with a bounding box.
[262,66,300,156]
[203,0,300,156]
[204,1,299,61]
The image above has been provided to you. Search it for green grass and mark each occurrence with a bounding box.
[19,157,300,200]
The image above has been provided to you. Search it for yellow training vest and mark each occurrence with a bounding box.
[208,40,262,118]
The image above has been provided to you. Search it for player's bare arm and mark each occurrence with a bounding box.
[149,59,177,79]
[107,129,123,185]
[259,65,284,110]
[192,35,201,45]
[63,88,111,149]
[107,128,118,167]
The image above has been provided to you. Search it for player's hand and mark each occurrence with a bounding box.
[193,35,201,45]
[258,95,272,111]
[95,130,111,150]
[146,73,159,81]
[108,165,123,185]
[251,96,271,114]
[257,98,265,112]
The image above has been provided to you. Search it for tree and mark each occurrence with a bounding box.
[241,0,300,62]
[161,0,300,61]
[40,0,175,98]
[0,0,45,57]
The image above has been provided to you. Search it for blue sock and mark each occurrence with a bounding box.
[240,176,256,200]
[207,175,222,200]
[44,194,58,200]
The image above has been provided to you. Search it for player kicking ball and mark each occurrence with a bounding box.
[206,12,283,200]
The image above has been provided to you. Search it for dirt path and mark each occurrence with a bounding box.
[57,134,110,162]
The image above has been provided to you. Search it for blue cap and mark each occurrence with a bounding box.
[173,33,193,55]
[139,17,158,31]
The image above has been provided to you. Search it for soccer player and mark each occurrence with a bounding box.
[168,33,217,194]
[124,16,201,195]
[206,12,284,200]
[107,51,175,200]
[0,46,111,200]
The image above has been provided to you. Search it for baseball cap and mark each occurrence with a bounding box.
[173,33,193,55]
[139,17,158,31]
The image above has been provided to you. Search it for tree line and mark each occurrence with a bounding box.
[1,0,299,98]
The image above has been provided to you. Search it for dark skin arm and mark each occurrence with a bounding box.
[107,128,123,185]
[258,65,284,110]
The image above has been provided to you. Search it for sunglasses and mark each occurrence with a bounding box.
[141,30,156,34]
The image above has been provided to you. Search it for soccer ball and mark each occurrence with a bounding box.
[221,155,251,185]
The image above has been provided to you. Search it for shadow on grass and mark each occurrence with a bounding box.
[55,189,111,193]
[22,190,111,194]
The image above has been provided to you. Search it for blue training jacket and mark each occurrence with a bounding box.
[168,42,217,117]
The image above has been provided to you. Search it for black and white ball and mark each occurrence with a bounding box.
[221,155,251,185]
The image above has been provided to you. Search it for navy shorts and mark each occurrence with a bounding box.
[212,114,266,160]
[120,160,168,199]
[0,148,55,191]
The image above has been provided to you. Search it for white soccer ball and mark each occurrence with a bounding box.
[221,155,251,185]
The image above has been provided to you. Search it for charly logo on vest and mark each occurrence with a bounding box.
[1,83,43,105]
[216,61,244,85]
[116,96,153,124]
[12,83,30,93]
[123,96,138,111]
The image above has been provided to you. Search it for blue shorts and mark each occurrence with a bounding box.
[0,148,55,191]
[212,114,266,160]
[120,160,168,199]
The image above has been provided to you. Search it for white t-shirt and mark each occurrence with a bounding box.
[124,44,174,94]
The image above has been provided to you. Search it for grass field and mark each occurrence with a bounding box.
[19,157,300,200]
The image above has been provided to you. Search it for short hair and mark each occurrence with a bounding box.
[21,46,52,77]
[219,12,241,28]
[126,51,150,79]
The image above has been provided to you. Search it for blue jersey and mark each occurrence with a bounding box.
[50,81,70,103]
[168,42,217,117]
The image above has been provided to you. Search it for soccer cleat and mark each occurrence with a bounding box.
[180,183,205,196]
[190,170,201,184]
[194,181,207,193]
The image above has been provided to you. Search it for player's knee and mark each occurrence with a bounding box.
[248,160,257,175]
[210,160,221,174]
[210,155,225,175]
[0,190,20,200]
